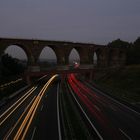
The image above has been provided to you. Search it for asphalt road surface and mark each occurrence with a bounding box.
[0,75,60,140]
[67,74,140,140]
[0,73,140,140]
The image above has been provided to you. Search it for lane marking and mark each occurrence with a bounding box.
[110,106,117,112]
[94,105,101,112]
[57,83,62,140]
[40,105,44,111]
[3,127,13,140]
[38,75,47,81]
[31,127,37,140]
[119,128,132,140]
[67,83,103,140]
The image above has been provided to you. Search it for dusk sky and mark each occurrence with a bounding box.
[1,0,140,59]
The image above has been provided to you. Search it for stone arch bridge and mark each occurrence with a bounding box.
[0,38,126,82]
[0,37,126,68]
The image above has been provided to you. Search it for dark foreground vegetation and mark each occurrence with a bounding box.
[95,65,140,104]
[0,53,27,100]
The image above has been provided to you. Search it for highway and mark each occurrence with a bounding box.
[0,75,60,140]
[0,73,140,140]
[59,80,100,139]
[67,74,140,140]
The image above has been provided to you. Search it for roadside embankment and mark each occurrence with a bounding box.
[93,65,140,109]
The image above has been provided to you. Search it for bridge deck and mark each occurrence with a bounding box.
[25,67,94,77]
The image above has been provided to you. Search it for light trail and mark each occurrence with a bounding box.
[67,83,103,140]
[38,75,47,81]
[14,95,40,140]
[0,78,22,88]
[3,96,36,140]
[14,74,58,140]
[67,74,121,139]
[0,87,34,119]
[0,87,37,126]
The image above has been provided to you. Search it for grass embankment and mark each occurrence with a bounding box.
[95,65,140,104]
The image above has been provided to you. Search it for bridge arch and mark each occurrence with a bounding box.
[2,44,33,65]
[93,48,102,66]
[37,46,57,68]
[0,38,127,69]
[68,48,80,64]
[93,51,98,66]
[5,45,27,60]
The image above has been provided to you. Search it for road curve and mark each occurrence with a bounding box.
[67,74,140,140]
[0,75,61,140]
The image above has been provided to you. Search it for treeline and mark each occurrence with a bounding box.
[0,53,26,76]
[0,54,26,85]
[107,37,140,65]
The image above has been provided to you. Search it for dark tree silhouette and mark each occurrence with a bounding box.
[108,39,130,48]
[1,53,25,76]
[127,37,140,65]
[134,37,140,47]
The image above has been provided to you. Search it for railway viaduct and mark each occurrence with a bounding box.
[0,37,126,67]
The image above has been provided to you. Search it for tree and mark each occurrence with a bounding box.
[1,53,25,75]
[108,39,130,48]
[126,37,140,65]
[134,37,140,47]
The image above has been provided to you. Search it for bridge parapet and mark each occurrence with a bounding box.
[79,64,94,69]
[28,65,40,72]
[27,64,94,73]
